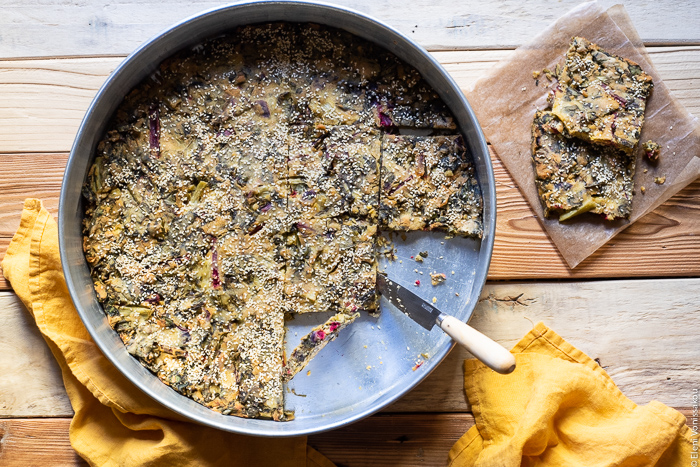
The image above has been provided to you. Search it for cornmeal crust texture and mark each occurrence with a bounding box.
[82,22,483,421]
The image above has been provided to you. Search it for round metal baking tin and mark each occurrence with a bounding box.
[59,0,496,437]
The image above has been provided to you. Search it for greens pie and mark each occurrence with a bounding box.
[531,37,652,222]
[82,22,482,421]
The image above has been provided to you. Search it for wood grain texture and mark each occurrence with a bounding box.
[0,57,121,153]
[0,154,66,235]
[488,156,700,279]
[0,293,72,418]
[0,47,697,154]
[0,242,7,291]
[0,0,698,57]
[2,278,698,417]
[392,278,700,412]
[0,153,66,291]
[308,413,473,467]
[0,419,85,466]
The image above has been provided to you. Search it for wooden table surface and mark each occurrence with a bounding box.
[1,1,699,465]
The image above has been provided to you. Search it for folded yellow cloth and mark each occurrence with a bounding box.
[449,322,696,466]
[2,199,335,467]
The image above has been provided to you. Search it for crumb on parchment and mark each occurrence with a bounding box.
[655,176,666,185]
[643,140,660,161]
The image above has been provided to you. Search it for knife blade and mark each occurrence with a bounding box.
[376,273,516,374]
[376,273,440,331]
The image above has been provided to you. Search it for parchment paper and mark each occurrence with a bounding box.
[465,2,700,268]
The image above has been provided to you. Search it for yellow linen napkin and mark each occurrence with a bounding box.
[449,322,696,466]
[2,199,335,467]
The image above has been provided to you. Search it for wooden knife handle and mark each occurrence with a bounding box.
[438,315,516,374]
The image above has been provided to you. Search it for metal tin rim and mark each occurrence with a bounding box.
[58,0,495,437]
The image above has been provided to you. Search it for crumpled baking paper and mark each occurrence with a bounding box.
[465,2,700,268]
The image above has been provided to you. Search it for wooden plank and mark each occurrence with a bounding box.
[2,150,700,283]
[0,152,64,292]
[394,278,700,412]
[2,278,698,417]
[308,413,473,467]
[0,293,73,417]
[0,411,694,467]
[0,154,65,235]
[2,415,465,466]
[311,410,697,466]
[0,242,7,291]
[0,418,85,466]
[0,0,698,58]
[0,47,698,154]
[0,57,122,153]
[488,158,700,279]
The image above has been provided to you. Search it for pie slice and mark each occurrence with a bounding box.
[283,311,359,382]
[285,125,343,220]
[284,26,373,127]
[281,217,377,315]
[106,279,289,420]
[323,126,381,220]
[369,54,456,129]
[379,134,483,237]
[379,133,432,230]
[224,126,290,235]
[371,86,456,129]
[231,285,289,420]
[281,218,338,315]
[322,217,379,315]
[288,125,381,221]
[551,36,653,153]
[423,135,483,237]
[531,110,635,221]
[235,22,295,83]
[217,227,285,293]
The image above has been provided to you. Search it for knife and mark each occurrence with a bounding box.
[377,273,516,374]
